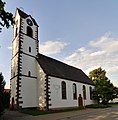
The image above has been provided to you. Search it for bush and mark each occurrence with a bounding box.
[0,100,4,115]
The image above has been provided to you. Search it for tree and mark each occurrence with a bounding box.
[114,87,118,98]
[0,73,6,115]
[89,67,116,104]
[0,0,14,32]
[3,90,10,108]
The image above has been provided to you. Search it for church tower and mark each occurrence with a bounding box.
[10,8,39,109]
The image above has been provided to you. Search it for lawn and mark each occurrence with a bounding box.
[20,103,118,116]
[86,102,118,109]
[20,107,84,116]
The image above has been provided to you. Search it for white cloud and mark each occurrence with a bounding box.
[63,33,118,86]
[106,66,118,74]
[77,47,86,52]
[40,40,67,55]
[90,33,118,54]
[90,51,106,56]
[7,46,12,50]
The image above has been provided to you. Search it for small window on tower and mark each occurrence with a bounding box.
[15,27,18,37]
[13,72,15,77]
[29,47,31,53]
[27,26,33,38]
[28,71,31,76]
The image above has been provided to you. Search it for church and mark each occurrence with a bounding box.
[10,8,95,110]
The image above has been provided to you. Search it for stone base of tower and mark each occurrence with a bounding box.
[9,104,19,110]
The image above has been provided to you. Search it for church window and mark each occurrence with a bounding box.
[15,27,18,37]
[61,81,67,99]
[27,26,33,38]
[73,83,77,100]
[13,72,15,77]
[28,71,31,76]
[89,87,92,100]
[83,85,86,100]
[29,47,31,53]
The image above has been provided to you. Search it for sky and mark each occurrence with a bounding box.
[0,0,118,88]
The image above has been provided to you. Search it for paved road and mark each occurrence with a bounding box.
[1,106,118,120]
[58,106,118,120]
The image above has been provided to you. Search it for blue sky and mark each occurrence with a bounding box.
[0,0,118,88]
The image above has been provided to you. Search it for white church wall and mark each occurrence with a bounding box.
[14,11,21,39]
[22,54,37,77]
[36,63,46,108]
[10,77,17,105]
[12,37,19,57]
[20,54,38,108]
[11,54,18,78]
[84,84,95,105]
[22,35,37,56]
[20,76,38,108]
[49,76,94,109]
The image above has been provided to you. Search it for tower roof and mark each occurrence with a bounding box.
[17,8,39,26]
[36,53,94,85]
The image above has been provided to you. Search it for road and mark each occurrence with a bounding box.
[58,106,118,120]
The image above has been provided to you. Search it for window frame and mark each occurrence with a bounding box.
[83,85,86,100]
[29,46,31,53]
[27,26,33,38]
[89,86,92,100]
[73,83,77,100]
[61,81,67,99]
[28,71,31,76]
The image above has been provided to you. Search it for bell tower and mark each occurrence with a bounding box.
[10,8,39,109]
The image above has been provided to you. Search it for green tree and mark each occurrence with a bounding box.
[0,0,14,32]
[0,73,6,115]
[114,87,118,98]
[89,67,116,104]
[3,91,10,108]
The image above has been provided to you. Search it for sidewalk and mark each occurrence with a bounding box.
[1,108,108,120]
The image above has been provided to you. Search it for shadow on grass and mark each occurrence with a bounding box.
[20,103,118,116]
[86,102,118,109]
[20,107,84,116]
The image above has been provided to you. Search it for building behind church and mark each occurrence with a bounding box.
[10,8,95,110]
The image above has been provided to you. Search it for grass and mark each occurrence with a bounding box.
[86,102,118,109]
[108,102,118,106]
[20,102,118,116]
[20,107,84,116]
[86,104,111,109]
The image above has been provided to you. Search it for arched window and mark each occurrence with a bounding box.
[83,85,86,100]
[29,46,31,53]
[28,71,31,76]
[73,83,77,100]
[89,87,92,100]
[27,26,33,38]
[61,81,67,99]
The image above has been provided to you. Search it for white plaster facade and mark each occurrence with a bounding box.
[10,8,95,110]
[49,76,94,109]
[10,8,38,109]
[36,63,46,108]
